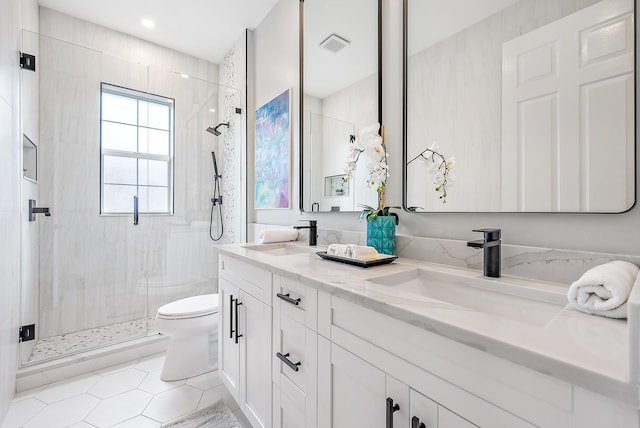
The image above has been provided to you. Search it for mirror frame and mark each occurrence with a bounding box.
[299,0,383,212]
[401,0,637,214]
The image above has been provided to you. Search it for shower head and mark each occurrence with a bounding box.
[206,122,229,136]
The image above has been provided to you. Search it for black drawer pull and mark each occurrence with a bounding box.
[277,292,301,306]
[411,416,426,428]
[276,352,301,372]
[386,397,400,428]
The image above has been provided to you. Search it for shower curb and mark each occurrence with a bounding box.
[15,334,169,392]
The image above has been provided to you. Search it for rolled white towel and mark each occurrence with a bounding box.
[327,244,349,257]
[345,244,379,261]
[568,260,639,319]
[258,229,299,244]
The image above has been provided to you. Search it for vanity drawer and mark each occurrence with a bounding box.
[273,274,317,330]
[272,311,317,395]
[219,255,272,304]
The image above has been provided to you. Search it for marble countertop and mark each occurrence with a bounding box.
[215,242,638,407]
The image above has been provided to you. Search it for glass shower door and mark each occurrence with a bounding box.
[19,31,150,366]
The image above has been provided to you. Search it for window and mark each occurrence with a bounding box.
[100,83,174,214]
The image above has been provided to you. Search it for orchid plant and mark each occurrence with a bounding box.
[344,124,454,220]
[343,123,400,222]
[407,141,455,204]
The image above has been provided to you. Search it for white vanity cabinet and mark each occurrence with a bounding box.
[272,274,318,428]
[218,251,640,428]
[218,255,273,428]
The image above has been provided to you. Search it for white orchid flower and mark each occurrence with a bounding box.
[444,157,455,169]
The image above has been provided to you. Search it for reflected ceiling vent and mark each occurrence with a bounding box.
[319,34,350,53]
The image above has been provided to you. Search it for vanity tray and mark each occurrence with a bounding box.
[316,251,397,268]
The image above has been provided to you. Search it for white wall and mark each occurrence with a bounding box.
[251,0,640,256]
[0,0,38,421]
[252,0,300,220]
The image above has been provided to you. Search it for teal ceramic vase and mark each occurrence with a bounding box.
[366,216,396,255]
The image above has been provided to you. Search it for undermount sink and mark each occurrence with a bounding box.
[242,243,311,256]
[367,267,568,327]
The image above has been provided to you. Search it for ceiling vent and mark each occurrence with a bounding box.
[319,34,350,53]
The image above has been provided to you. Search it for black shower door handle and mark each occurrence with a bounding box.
[133,195,139,226]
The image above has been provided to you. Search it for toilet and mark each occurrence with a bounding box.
[155,293,219,381]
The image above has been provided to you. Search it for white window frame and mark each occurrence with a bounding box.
[99,82,175,215]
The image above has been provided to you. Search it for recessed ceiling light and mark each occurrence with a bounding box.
[141,18,155,28]
[209,109,216,113]
[180,73,189,79]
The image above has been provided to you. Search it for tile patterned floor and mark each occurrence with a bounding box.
[27,318,157,364]
[1,354,251,428]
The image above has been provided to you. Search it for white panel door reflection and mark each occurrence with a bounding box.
[502,0,634,212]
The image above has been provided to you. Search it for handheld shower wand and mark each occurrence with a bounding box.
[209,151,223,241]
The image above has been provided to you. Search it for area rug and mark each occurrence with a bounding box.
[160,399,241,428]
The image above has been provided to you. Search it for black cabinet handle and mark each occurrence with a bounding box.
[411,416,426,428]
[229,294,234,339]
[276,352,301,372]
[386,397,400,428]
[277,292,301,306]
[234,299,243,343]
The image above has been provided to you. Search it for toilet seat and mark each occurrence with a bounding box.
[157,294,219,320]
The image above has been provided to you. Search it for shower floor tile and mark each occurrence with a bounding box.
[27,318,157,364]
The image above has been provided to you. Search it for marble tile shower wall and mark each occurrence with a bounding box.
[219,34,246,245]
[36,9,222,338]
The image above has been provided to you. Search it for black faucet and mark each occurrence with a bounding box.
[293,220,317,246]
[467,228,501,278]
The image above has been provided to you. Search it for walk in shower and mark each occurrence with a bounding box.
[19,28,242,366]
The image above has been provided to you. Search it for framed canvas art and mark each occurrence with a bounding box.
[254,89,291,209]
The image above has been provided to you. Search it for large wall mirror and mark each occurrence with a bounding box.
[300,0,382,212]
[403,0,635,213]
